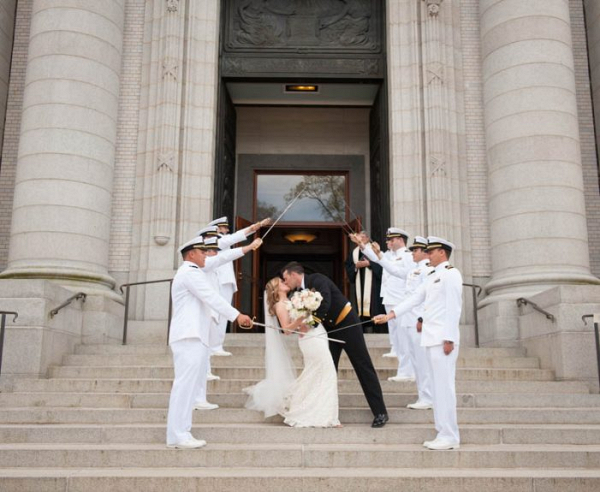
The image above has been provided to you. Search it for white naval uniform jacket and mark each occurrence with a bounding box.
[402,259,434,328]
[215,227,253,292]
[362,244,415,306]
[391,261,463,347]
[201,248,245,326]
[168,261,240,347]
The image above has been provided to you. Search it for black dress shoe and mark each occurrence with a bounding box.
[371,413,389,428]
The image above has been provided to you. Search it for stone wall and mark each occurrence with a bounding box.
[0,0,17,160]
[0,0,31,271]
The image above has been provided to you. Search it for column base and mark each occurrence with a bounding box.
[0,279,124,381]
[0,266,122,303]
[479,284,600,389]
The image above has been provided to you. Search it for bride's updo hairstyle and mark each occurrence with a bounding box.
[265,277,280,315]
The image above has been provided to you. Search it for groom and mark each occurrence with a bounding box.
[281,262,388,427]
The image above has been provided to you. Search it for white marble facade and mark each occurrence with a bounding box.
[0,0,599,383]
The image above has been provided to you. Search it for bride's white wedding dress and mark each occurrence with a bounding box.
[244,298,340,427]
[283,323,340,427]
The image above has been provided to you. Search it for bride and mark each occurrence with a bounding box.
[245,276,340,427]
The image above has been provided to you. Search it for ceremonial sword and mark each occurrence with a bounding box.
[261,184,306,241]
[251,320,346,344]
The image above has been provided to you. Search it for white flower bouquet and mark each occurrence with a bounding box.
[285,288,323,327]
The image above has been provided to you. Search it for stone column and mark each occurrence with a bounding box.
[420,0,471,271]
[0,0,125,296]
[0,0,17,158]
[387,0,426,237]
[481,0,598,302]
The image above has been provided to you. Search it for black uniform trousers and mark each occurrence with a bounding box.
[327,310,387,416]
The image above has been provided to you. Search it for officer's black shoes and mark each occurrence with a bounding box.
[371,413,389,428]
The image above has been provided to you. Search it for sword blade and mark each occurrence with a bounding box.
[252,321,345,344]
[326,318,375,336]
[261,185,305,240]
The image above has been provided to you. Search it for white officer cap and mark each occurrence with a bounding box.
[196,225,219,237]
[201,236,220,251]
[178,236,204,254]
[409,236,428,251]
[208,216,229,228]
[426,236,455,252]
[386,227,409,241]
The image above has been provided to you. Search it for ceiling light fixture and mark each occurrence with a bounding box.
[284,232,318,244]
[285,84,319,93]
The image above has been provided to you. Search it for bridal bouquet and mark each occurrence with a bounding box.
[285,289,323,327]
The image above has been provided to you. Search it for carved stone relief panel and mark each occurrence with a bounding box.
[224,0,382,54]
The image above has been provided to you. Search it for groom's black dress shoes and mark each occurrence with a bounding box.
[371,413,389,428]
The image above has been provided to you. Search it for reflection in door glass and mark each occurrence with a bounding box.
[256,174,346,222]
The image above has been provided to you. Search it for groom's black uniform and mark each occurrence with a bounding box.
[304,273,387,420]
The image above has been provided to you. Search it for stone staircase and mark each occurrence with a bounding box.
[0,334,599,491]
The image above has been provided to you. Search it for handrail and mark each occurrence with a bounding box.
[49,293,86,318]
[119,278,173,345]
[0,311,18,377]
[582,314,600,391]
[516,297,555,321]
[463,283,483,347]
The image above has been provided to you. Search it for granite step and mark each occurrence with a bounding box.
[62,353,541,369]
[74,343,528,358]
[0,443,599,469]
[1,392,599,410]
[1,423,599,445]
[0,407,599,425]
[11,378,589,394]
[48,365,556,381]
[1,467,599,492]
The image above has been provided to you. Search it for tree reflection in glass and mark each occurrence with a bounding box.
[256,174,346,222]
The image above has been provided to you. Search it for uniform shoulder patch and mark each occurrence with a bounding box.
[445,265,454,270]
[428,270,435,275]
[189,265,199,269]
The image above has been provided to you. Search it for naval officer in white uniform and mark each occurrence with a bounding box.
[375,236,462,450]
[354,228,416,380]
[192,234,262,409]
[200,217,270,356]
[403,236,434,410]
[166,236,255,449]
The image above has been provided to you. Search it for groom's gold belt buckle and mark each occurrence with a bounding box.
[335,303,352,326]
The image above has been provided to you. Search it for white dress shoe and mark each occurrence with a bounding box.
[407,401,433,410]
[382,352,397,358]
[206,373,220,381]
[167,438,207,449]
[194,401,219,410]
[212,350,232,357]
[423,438,439,447]
[426,440,460,450]
[388,375,415,382]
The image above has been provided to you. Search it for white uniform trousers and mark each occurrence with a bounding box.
[407,326,432,404]
[384,304,398,355]
[211,284,235,353]
[426,344,460,443]
[394,323,415,379]
[166,338,210,445]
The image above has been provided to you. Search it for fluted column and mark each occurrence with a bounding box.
[0,0,17,158]
[1,0,125,294]
[387,0,426,235]
[481,0,599,301]
[420,0,470,271]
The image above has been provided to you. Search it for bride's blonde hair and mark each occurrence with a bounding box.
[265,277,281,315]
